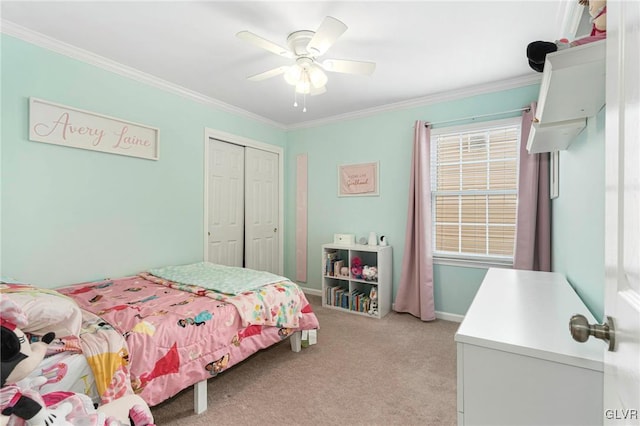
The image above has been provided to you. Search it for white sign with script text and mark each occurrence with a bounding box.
[29,97,159,160]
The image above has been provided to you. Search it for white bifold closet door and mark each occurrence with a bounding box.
[207,139,279,274]
[208,140,245,267]
[244,147,279,273]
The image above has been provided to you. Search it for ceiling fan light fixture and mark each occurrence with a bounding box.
[284,64,302,85]
[308,65,328,88]
[295,79,311,94]
[286,63,327,93]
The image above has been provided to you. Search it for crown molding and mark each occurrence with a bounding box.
[286,73,542,130]
[2,19,541,133]
[1,19,286,130]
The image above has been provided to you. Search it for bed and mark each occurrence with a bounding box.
[54,262,320,413]
[0,284,135,409]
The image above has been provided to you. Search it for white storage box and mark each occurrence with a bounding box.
[333,233,355,245]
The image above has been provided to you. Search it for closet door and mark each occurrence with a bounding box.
[207,140,244,267]
[245,147,279,274]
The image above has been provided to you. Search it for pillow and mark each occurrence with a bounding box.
[0,283,83,338]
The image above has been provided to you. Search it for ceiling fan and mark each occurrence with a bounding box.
[236,16,376,108]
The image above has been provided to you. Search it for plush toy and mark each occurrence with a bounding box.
[527,0,606,72]
[1,296,56,426]
[368,287,378,316]
[0,296,155,426]
[362,266,378,282]
[350,257,363,279]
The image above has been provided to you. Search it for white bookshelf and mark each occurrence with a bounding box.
[321,243,392,319]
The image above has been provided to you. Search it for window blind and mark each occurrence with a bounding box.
[431,121,520,262]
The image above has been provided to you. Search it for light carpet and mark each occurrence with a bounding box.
[151,295,459,425]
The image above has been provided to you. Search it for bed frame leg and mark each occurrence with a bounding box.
[290,331,302,353]
[194,379,207,414]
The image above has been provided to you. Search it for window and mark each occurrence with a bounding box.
[430,118,520,266]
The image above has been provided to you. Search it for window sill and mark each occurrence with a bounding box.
[433,255,513,270]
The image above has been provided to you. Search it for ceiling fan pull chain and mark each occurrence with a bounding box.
[303,93,307,113]
[293,86,298,107]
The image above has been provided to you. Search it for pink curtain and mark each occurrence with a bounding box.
[514,103,551,271]
[394,121,435,321]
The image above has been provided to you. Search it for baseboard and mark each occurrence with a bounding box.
[299,285,322,297]
[435,311,464,323]
[390,302,464,323]
[302,287,464,322]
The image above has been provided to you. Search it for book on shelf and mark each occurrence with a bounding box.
[326,285,350,308]
[350,290,370,313]
[325,251,339,276]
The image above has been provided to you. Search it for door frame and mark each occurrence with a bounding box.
[203,127,284,275]
[603,1,640,418]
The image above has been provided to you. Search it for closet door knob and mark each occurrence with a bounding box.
[273,228,278,233]
[569,314,616,351]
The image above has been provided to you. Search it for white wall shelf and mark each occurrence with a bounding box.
[526,117,586,154]
[527,39,606,154]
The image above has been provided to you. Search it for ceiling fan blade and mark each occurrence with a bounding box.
[236,31,294,58]
[321,59,376,75]
[247,66,289,81]
[307,16,347,56]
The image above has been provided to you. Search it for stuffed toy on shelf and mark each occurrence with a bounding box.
[350,257,363,279]
[0,295,155,426]
[368,287,378,316]
[527,0,606,72]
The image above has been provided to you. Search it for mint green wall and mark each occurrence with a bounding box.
[551,109,605,321]
[3,34,606,318]
[284,85,539,316]
[1,35,285,287]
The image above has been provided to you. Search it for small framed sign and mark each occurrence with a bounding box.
[29,97,159,160]
[338,161,379,197]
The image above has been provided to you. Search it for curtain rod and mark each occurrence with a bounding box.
[425,106,530,128]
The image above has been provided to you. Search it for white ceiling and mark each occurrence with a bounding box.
[1,1,572,128]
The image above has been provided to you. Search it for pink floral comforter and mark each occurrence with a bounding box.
[57,275,319,406]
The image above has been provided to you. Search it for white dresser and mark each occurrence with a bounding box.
[455,268,604,426]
